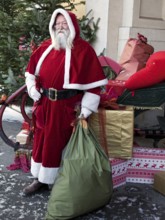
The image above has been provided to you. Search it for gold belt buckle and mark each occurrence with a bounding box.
[48,88,57,101]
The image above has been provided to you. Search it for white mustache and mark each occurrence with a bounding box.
[52,29,72,50]
[56,30,67,35]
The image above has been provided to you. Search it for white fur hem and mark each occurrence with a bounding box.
[25,72,35,79]
[31,158,59,184]
[35,45,53,76]
[63,78,108,90]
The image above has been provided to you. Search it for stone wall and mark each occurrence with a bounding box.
[86,0,165,61]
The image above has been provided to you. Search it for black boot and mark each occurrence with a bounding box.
[23,179,48,196]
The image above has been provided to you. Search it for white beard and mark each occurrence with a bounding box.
[52,29,73,50]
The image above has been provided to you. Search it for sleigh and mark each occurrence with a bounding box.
[117,82,165,140]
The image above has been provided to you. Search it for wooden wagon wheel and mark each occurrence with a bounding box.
[0,84,32,151]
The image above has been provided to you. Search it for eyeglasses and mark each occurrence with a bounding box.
[54,22,68,29]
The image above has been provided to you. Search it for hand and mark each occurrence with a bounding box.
[71,117,87,132]
[29,86,41,102]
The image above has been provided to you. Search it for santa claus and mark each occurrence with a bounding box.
[23,8,108,195]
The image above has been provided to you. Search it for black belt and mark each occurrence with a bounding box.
[42,88,83,101]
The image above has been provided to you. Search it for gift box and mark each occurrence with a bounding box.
[110,158,128,188]
[16,129,30,144]
[154,171,165,195]
[16,121,31,145]
[126,147,165,184]
[89,107,134,159]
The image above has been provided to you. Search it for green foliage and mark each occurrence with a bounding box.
[79,10,100,44]
[0,0,99,95]
[102,66,117,80]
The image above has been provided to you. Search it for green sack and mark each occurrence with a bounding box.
[45,120,113,220]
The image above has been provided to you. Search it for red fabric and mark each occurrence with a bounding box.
[100,80,126,105]
[31,54,85,167]
[70,39,105,85]
[26,38,105,88]
[26,9,105,89]
[25,12,106,169]
[6,153,31,173]
[68,11,80,39]
[125,51,165,90]
[31,49,102,167]
[32,96,83,167]
[107,80,126,96]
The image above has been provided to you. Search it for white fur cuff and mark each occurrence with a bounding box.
[81,92,100,113]
[25,72,36,79]
[79,107,92,118]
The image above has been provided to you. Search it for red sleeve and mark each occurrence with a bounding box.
[87,87,101,96]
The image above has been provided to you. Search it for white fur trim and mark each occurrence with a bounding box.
[25,72,36,94]
[38,166,59,184]
[34,45,53,76]
[49,8,76,43]
[31,158,59,184]
[25,72,41,101]
[25,72,35,79]
[64,47,71,85]
[79,107,92,118]
[81,92,100,113]
[34,9,76,82]
[63,78,108,90]
[48,9,75,89]
[30,158,41,178]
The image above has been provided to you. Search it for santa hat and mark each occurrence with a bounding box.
[35,8,80,86]
[49,8,80,42]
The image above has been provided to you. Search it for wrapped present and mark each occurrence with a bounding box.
[127,147,165,184]
[154,171,165,195]
[110,158,128,188]
[16,121,33,146]
[88,107,134,159]
[16,121,31,145]
[16,129,30,144]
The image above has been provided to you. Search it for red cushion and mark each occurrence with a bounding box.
[125,51,165,90]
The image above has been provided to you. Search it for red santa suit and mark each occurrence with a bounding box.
[25,8,108,184]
